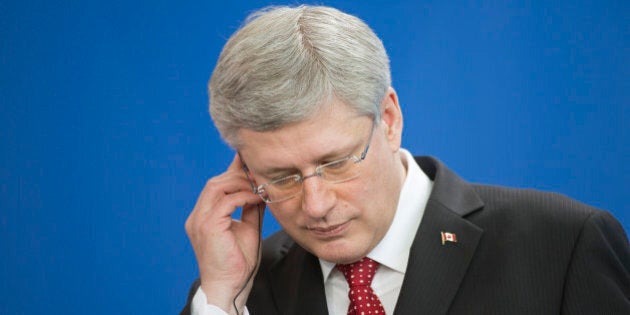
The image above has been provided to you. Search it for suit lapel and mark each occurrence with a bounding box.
[394,157,484,314]
[269,244,329,315]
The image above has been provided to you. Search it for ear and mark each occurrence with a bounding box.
[380,87,403,152]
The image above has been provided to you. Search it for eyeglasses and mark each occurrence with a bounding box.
[243,118,376,203]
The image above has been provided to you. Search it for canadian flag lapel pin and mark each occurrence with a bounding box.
[441,231,458,245]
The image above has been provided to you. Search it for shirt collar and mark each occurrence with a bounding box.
[320,148,433,279]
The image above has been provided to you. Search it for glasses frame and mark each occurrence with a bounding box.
[242,118,376,203]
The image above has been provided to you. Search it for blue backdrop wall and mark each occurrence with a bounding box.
[1,0,628,314]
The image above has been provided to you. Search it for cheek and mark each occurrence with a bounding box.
[267,202,303,231]
[352,163,398,219]
[336,180,379,216]
[267,204,290,221]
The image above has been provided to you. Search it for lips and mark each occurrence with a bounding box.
[307,221,350,238]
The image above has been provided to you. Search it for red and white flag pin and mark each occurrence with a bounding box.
[441,231,458,245]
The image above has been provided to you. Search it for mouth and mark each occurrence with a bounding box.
[307,221,350,239]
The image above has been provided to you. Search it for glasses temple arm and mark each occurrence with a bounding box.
[360,119,377,160]
[238,153,258,194]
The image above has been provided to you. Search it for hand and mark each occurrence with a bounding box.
[185,154,264,313]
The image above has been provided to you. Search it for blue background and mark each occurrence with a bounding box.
[1,0,628,314]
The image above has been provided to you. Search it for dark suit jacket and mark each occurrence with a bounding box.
[182,156,630,314]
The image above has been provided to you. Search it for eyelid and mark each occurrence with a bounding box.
[260,155,344,179]
[319,143,362,165]
[270,173,301,183]
[262,169,301,181]
[320,155,351,166]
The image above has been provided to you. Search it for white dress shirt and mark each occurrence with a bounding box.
[192,149,433,315]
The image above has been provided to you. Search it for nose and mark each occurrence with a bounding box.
[301,174,335,219]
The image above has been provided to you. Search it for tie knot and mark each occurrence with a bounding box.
[336,257,379,288]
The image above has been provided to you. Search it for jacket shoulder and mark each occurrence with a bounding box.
[471,184,601,226]
[259,230,296,270]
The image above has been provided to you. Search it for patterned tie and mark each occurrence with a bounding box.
[336,257,386,315]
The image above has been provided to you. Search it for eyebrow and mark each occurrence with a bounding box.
[254,141,361,179]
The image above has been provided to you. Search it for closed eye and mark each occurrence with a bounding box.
[270,174,301,187]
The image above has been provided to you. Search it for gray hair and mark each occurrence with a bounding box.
[209,5,391,147]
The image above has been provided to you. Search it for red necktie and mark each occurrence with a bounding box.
[336,257,386,315]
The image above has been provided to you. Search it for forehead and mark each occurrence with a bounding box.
[237,102,372,172]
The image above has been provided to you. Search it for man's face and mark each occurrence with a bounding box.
[238,92,405,264]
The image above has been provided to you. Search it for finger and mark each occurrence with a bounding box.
[187,191,261,238]
[226,153,245,172]
[227,153,259,193]
[241,202,264,228]
[193,174,254,214]
[207,171,253,195]
[211,191,263,219]
[190,190,262,232]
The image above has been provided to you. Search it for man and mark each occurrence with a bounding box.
[182,5,629,315]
